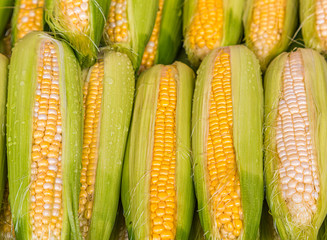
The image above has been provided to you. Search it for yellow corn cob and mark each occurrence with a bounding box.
[244,0,298,70]
[0,185,15,240]
[12,0,44,44]
[122,62,195,239]
[7,32,83,239]
[104,0,183,72]
[183,0,244,67]
[192,45,263,239]
[78,50,134,239]
[45,0,110,67]
[264,48,327,239]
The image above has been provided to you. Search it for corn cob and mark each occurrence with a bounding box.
[0,54,8,212]
[264,48,327,239]
[46,0,111,68]
[300,0,327,55]
[137,0,183,73]
[192,45,263,239]
[103,0,158,71]
[79,50,134,240]
[183,0,244,67]
[0,0,14,39]
[121,62,195,239]
[243,0,298,70]
[11,0,44,45]
[259,201,280,240]
[0,185,15,239]
[7,31,83,239]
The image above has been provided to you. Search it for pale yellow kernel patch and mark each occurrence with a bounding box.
[79,59,105,238]
[150,66,178,239]
[249,0,286,60]
[17,0,44,40]
[0,186,15,239]
[316,0,327,49]
[30,40,63,239]
[207,48,243,239]
[59,0,89,32]
[105,0,129,43]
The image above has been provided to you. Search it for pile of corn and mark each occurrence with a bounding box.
[0,0,327,240]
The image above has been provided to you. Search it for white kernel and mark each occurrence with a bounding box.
[31,196,36,202]
[48,158,58,165]
[296,182,304,192]
[288,179,297,188]
[294,173,303,182]
[54,184,62,191]
[43,210,51,217]
[57,125,62,133]
[49,165,58,172]
[21,16,28,23]
[304,175,313,184]
[44,204,51,209]
[281,176,291,185]
[74,7,81,14]
[55,178,62,184]
[81,2,88,11]
[291,160,300,167]
[286,188,296,198]
[43,74,51,79]
[43,183,53,190]
[38,114,47,120]
[287,170,296,178]
[54,134,62,141]
[292,192,302,203]
[295,166,303,173]
[52,209,59,217]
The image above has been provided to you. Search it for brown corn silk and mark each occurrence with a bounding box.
[206,48,243,239]
[105,0,128,43]
[30,40,63,239]
[150,66,178,239]
[185,0,224,60]
[16,0,44,40]
[276,51,319,225]
[139,0,164,72]
[0,186,15,239]
[59,0,89,32]
[78,58,104,238]
[248,0,286,61]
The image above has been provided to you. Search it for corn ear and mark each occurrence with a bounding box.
[11,0,45,45]
[243,0,298,70]
[121,62,195,239]
[103,0,158,71]
[79,50,134,239]
[0,0,14,39]
[183,0,244,67]
[7,31,83,239]
[0,54,8,212]
[192,45,264,239]
[264,48,327,239]
[138,0,183,73]
[46,0,111,68]
[300,0,327,55]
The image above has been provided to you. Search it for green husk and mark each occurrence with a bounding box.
[11,0,44,45]
[121,62,195,239]
[183,0,244,67]
[259,200,281,240]
[0,0,13,39]
[300,0,327,54]
[192,45,264,239]
[83,50,134,240]
[153,0,183,66]
[7,31,83,240]
[243,0,298,71]
[103,0,158,71]
[264,48,327,240]
[0,54,8,211]
[46,0,111,68]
